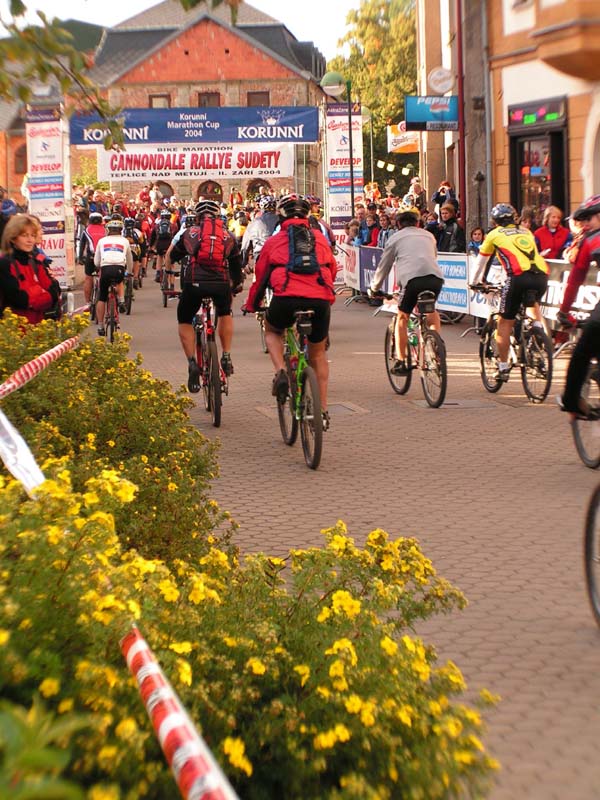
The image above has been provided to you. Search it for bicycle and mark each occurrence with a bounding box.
[192,297,228,427]
[570,359,600,469]
[276,309,324,470]
[470,283,553,403]
[381,290,448,408]
[104,280,121,343]
[584,483,600,626]
[124,271,134,316]
[161,265,181,308]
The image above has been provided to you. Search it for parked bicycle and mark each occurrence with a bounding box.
[192,297,228,427]
[470,283,553,403]
[584,483,600,626]
[382,290,448,408]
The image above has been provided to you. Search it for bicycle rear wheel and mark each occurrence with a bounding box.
[479,319,502,392]
[277,361,298,445]
[300,365,323,469]
[107,295,117,343]
[572,362,600,469]
[384,321,412,394]
[208,340,222,427]
[584,484,600,626]
[520,325,553,403]
[125,276,133,316]
[421,331,447,408]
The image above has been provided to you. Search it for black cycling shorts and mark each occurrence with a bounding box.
[398,275,444,314]
[98,265,124,302]
[155,240,172,256]
[84,257,96,278]
[500,271,548,320]
[177,281,232,323]
[266,297,331,343]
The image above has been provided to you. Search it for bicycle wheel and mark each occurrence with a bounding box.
[107,295,117,343]
[277,360,298,446]
[384,321,412,395]
[208,340,222,427]
[199,334,211,413]
[520,324,553,403]
[258,314,268,354]
[479,319,502,393]
[421,331,447,408]
[441,311,466,324]
[299,365,323,469]
[125,276,133,316]
[572,363,600,469]
[584,484,600,626]
[89,282,98,323]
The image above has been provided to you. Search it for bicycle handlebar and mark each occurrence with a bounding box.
[469,283,501,294]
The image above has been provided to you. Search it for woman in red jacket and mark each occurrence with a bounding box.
[0,214,61,324]
[534,205,571,259]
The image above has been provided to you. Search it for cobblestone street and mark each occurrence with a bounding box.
[121,280,600,799]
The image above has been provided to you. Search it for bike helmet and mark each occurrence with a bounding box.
[159,209,171,218]
[490,203,516,226]
[88,212,103,224]
[195,199,220,217]
[110,212,124,222]
[123,217,135,229]
[305,195,322,207]
[106,219,123,234]
[572,194,600,221]
[277,193,310,219]
[184,213,197,227]
[259,194,276,212]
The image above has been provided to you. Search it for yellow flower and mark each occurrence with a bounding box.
[402,635,416,653]
[223,737,253,776]
[83,491,100,506]
[97,746,119,770]
[293,664,310,687]
[46,526,62,545]
[0,630,9,645]
[331,590,361,619]
[246,657,266,676]
[169,641,193,654]
[116,718,138,739]
[344,694,363,714]
[316,685,331,699]
[317,606,331,623]
[397,705,413,727]
[360,700,376,727]
[479,688,501,706]
[380,635,398,656]
[140,454,148,463]
[167,482,177,492]
[58,698,74,714]
[313,723,351,750]
[88,785,120,800]
[107,440,115,448]
[176,658,192,686]
[158,579,180,603]
[325,638,358,666]
[39,678,60,698]
[114,480,137,503]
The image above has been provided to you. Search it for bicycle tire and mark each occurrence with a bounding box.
[300,365,323,469]
[441,311,466,324]
[89,283,98,323]
[208,340,221,427]
[259,314,268,354]
[479,319,502,393]
[571,363,600,469]
[421,331,447,408]
[584,484,600,626]
[520,324,553,403]
[277,360,298,446]
[125,276,133,316]
[107,295,117,343]
[385,321,412,394]
[200,334,211,413]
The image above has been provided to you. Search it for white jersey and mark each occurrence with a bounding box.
[94,235,133,270]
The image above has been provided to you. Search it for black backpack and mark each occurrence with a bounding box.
[281,225,322,290]
[157,219,172,241]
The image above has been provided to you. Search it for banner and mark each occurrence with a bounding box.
[70,106,319,145]
[97,143,295,181]
[325,102,364,248]
[387,122,420,154]
[26,106,69,287]
[404,96,459,131]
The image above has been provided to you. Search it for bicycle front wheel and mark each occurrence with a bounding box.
[208,340,222,427]
[421,331,447,408]
[479,319,502,393]
[584,484,600,626]
[300,365,323,469]
[258,314,268,354]
[521,325,553,403]
[385,321,412,395]
[277,361,298,446]
[572,362,600,469]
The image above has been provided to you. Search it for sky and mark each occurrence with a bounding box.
[0,0,358,62]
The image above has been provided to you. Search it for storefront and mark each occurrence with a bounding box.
[507,96,568,223]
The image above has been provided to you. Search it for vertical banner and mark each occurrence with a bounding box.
[26,106,70,288]
[325,102,364,267]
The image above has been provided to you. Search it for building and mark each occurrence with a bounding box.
[416,0,600,232]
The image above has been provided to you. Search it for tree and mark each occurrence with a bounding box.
[328,0,417,196]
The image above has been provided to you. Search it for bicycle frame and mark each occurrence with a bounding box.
[284,323,310,420]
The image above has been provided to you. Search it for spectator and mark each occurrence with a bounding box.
[402,177,427,212]
[467,227,485,255]
[519,206,538,232]
[436,204,466,252]
[424,211,440,237]
[431,180,459,215]
[534,205,571,260]
[376,214,394,248]
[345,218,360,246]
[361,211,380,247]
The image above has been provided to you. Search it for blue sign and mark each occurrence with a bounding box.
[439,258,467,281]
[359,246,383,292]
[405,96,459,131]
[69,106,319,145]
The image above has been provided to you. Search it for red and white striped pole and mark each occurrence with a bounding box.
[121,626,239,800]
[0,335,80,400]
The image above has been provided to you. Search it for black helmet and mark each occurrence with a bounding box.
[110,212,124,222]
[159,209,170,218]
[88,212,103,225]
[106,219,123,234]
[490,203,516,226]
[195,199,220,217]
[277,193,310,219]
[259,194,276,211]
[123,217,135,229]
[184,213,197,227]
[572,194,600,221]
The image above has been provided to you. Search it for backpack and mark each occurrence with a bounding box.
[281,225,322,290]
[156,219,172,241]
[182,218,232,282]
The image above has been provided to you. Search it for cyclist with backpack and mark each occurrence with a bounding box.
[78,211,106,305]
[243,194,337,429]
[167,200,243,392]
[123,217,144,288]
[151,209,175,283]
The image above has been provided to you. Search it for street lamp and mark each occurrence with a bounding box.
[321,70,355,215]
[361,106,374,185]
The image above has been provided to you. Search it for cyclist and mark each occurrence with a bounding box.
[241,195,278,272]
[168,200,243,392]
[151,209,175,283]
[369,210,444,376]
[243,193,337,429]
[472,203,549,382]
[93,218,133,337]
[123,216,143,288]
[556,195,600,418]
[78,211,106,305]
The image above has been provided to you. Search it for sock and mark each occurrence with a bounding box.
[498,361,509,370]
[188,356,196,365]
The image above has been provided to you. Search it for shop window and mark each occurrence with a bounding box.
[198,92,220,107]
[247,91,269,107]
[149,94,170,109]
[14,143,26,175]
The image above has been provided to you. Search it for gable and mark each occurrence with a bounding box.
[120,19,301,85]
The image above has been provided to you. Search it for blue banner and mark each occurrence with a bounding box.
[69,106,319,145]
[404,96,459,131]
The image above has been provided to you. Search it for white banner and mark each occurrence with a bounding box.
[97,143,295,181]
[387,122,420,154]
[325,103,364,225]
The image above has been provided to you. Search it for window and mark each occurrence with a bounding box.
[247,91,269,107]
[198,92,220,108]
[149,94,170,109]
[14,144,26,175]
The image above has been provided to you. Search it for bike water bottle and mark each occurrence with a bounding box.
[408,319,418,347]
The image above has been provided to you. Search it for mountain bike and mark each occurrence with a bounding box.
[584,483,600,626]
[470,283,553,403]
[382,290,448,408]
[192,297,228,427]
[277,310,324,470]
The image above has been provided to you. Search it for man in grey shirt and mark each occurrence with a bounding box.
[370,211,444,375]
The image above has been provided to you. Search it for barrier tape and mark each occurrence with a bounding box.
[0,335,80,400]
[121,626,239,800]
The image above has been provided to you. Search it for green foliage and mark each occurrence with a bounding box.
[71,156,109,192]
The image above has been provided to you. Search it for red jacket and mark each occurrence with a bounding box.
[0,249,61,324]
[534,224,570,260]
[560,228,600,312]
[246,218,337,311]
